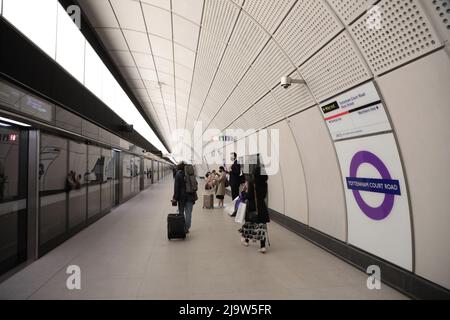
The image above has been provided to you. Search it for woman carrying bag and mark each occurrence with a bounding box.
[239,165,270,254]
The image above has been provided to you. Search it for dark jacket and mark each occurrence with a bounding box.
[173,170,197,204]
[229,160,241,187]
[245,166,269,224]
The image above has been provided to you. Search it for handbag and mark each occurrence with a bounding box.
[235,201,247,224]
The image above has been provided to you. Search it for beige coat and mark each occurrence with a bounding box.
[214,172,226,196]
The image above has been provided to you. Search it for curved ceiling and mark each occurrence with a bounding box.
[77,0,447,153]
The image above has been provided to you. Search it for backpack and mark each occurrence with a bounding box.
[184,164,198,193]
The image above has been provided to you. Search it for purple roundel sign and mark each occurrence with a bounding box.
[347,151,401,221]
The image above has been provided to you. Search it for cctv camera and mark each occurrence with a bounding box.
[280,76,291,89]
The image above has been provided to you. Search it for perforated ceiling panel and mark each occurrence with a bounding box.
[350,0,442,75]
[203,69,237,118]
[212,69,237,103]
[237,68,270,108]
[242,0,296,34]
[240,105,264,131]
[327,0,378,25]
[190,31,223,108]
[251,39,294,90]
[220,48,251,83]
[253,91,278,128]
[299,31,372,102]
[274,0,344,67]
[216,86,253,130]
[201,0,240,43]
[421,0,450,43]
[272,83,316,118]
[227,12,270,65]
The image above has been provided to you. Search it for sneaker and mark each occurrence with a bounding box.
[241,238,249,247]
[258,248,267,254]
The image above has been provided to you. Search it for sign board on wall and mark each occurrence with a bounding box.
[320,82,391,140]
[335,133,412,271]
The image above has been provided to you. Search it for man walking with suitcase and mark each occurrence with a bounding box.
[172,162,198,234]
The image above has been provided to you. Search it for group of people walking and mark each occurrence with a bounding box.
[171,153,270,254]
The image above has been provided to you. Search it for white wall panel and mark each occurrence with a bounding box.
[265,157,284,215]
[377,50,450,289]
[289,107,347,241]
[269,122,308,224]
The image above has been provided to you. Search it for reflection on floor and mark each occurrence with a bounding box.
[0,177,407,300]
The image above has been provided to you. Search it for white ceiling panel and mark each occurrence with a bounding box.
[141,0,171,11]
[175,76,191,88]
[173,15,200,51]
[146,86,162,94]
[172,0,204,25]
[132,52,155,70]
[123,30,152,53]
[176,91,190,106]
[158,72,175,87]
[175,64,193,82]
[154,57,174,74]
[148,35,173,59]
[140,68,159,81]
[110,0,146,32]
[142,3,172,40]
[174,44,196,69]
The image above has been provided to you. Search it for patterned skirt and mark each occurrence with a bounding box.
[239,222,267,242]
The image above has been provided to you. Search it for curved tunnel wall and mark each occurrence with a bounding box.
[201,0,450,290]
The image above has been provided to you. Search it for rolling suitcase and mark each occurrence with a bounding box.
[203,194,214,209]
[167,214,186,240]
